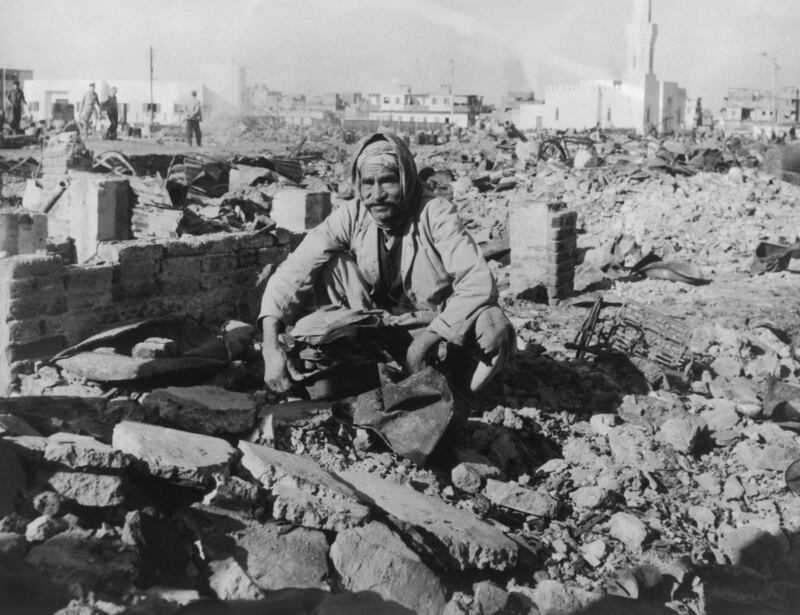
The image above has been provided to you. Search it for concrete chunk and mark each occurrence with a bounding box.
[330,521,446,615]
[337,470,518,571]
[207,557,265,601]
[271,188,331,232]
[272,486,370,532]
[112,421,236,485]
[48,471,126,507]
[144,386,257,435]
[44,432,129,470]
[484,479,559,518]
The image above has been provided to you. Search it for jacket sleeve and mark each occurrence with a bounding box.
[258,202,355,327]
[424,198,498,344]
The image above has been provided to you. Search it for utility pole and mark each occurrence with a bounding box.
[760,52,779,128]
[149,46,155,124]
[449,59,454,95]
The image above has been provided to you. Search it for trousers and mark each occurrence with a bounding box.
[186,119,202,146]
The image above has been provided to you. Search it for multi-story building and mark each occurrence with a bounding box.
[366,90,482,127]
[724,86,800,127]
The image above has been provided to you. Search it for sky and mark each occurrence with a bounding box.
[1,0,797,109]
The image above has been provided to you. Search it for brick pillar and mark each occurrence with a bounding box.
[509,198,577,302]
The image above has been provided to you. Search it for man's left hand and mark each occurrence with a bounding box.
[405,329,445,373]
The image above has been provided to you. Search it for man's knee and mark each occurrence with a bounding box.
[473,305,514,357]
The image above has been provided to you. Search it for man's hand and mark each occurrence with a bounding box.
[405,329,445,373]
[261,317,291,393]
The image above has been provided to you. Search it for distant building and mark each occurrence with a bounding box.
[518,0,686,135]
[366,90,482,127]
[723,86,800,127]
[23,62,247,125]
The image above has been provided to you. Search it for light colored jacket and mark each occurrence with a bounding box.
[258,194,498,345]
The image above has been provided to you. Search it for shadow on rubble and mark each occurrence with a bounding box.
[174,588,414,615]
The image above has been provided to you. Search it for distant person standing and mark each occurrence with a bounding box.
[79,83,101,138]
[185,90,202,146]
[6,80,27,134]
[102,86,119,140]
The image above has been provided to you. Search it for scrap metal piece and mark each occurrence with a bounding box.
[786,458,800,495]
[573,296,604,360]
[350,367,456,465]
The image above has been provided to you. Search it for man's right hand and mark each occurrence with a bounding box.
[261,317,292,393]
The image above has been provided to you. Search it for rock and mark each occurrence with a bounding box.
[112,421,237,486]
[0,532,26,558]
[695,471,722,495]
[202,474,266,515]
[580,539,608,567]
[607,424,665,471]
[239,441,367,530]
[570,486,613,510]
[722,476,745,501]
[272,486,370,532]
[0,414,40,436]
[44,433,130,470]
[32,491,65,516]
[0,441,26,516]
[25,515,68,543]
[589,413,618,436]
[330,521,446,615]
[26,528,138,598]
[48,471,126,507]
[131,337,178,359]
[338,470,518,571]
[656,416,706,454]
[451,461,501,493]
[700,405,740,435]
[207,557,265,601]
[191,506,330,591]
[122,507,192,586]
[530,580,578,615]
[731,439,800,472]
[144,386,257,435]
[484,479,558,518]
[711,356,742,378]
[688,505,715,529]
[473,580,509,615]
[608,512,649,551]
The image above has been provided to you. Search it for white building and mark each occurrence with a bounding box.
[23,63,247,126]
[516,0,686,135]
[366,91,481,127]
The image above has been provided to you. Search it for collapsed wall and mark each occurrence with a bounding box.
[0,229,297,393]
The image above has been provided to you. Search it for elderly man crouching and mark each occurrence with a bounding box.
[258,132,514,399]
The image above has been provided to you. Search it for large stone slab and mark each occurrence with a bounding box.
[189,506,330,591]
[239,441,368,531]
[337,470,518,571]
[144,386,257,435]
[112,421,236,485]
[484,479,559,518]
[330,521,446,615]
[48,471,126,507]
[44,432,130,470]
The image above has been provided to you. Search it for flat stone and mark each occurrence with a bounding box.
[688,505,715,529]
[144,386,257,435]
[731,440,800,472]
[25,515,68,543]
[330,521,446,615]
[607,424,665,471]
[272,486,370,532]
[580,539,607,568]
[48,471,126,507]
[112,421,237,486]
[0,414,40,436]
[570,486,613,510]
[700,406,740,434]
[451,461,502,493]
[484,479,558,518]
[0,440,26,516]
[190,505,330,591]
[208,557,265,601]
[608,512,649,551]
[239,441,357,500]
[337,470,518,571]
[44,432,129,470]
[656,416,706,454]
[26,528,138,598]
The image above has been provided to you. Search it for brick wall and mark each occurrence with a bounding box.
[0,228,297,393]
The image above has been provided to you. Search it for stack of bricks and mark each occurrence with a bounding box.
[38,132,93,193]
[508,197,577,302]
[0,228,300,393]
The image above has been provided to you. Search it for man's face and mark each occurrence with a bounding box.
[359,161,403,228]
